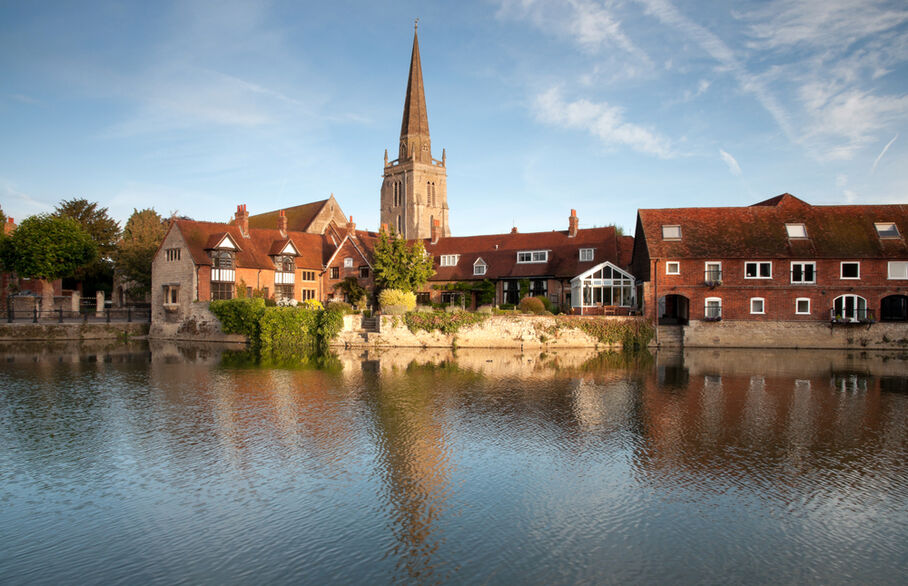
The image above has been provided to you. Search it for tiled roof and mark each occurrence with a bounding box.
[637,194,908,259]
[421,227,629,281]
[247,200,328,232]
[174,220,325,270]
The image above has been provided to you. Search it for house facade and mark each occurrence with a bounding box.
[631,194,908,325]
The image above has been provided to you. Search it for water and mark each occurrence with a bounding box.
[1,341,906,584]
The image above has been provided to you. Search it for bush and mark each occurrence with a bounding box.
[477,305,493,314]
[499,303,516,311]
[379,289,416,312]
[518,296,546,314]
[539,296,553,312]
[326,301,353,314]
[303,299,324,310]
[403,311,488,334]
[416,305,435,313]
[445,304,463,313]
[209,298,267,340]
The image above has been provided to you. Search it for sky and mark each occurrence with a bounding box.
[1,0,906,236]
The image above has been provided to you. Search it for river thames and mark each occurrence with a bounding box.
[1,342,906,584]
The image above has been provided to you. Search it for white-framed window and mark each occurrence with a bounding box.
[705,261,722,282]
[786,223,808,239]
[795,298,811,315]
[833,294,868,322]
[666,261,680,275]
[473,258,487,276]
[705,297,722,319]
[791,261,816,284]
[516,250,548,263]
[579,248,594,262]
[750,297,765,314]
[745,261,772,279]
[875,222,900,239]
[344,257,353,268]
[440,254,460,267]
[889,261,908,279]
[840,262,860,279]
[662,225,681,240]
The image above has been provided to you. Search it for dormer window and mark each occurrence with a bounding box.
[785,223,808,239]
[274,255,295,273]
[517,250,548,263]
[875,222,900,239]
[662,225,681,240]
[579,248,594,262]
[474,258,487,276]
[440,254,460,267]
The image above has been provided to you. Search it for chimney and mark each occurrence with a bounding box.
[510,226,518,234]
[277,209,287,235]
[568,209,578,237]
[346,215,356,238]
[380,222,389,234]
[431,219,440,244]
[3,217,15,236]
[234,204,249,237]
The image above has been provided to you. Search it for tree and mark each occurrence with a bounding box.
[334,276,367,304]
[372,228,435,292]
[54,198,120,295]
[114,208,167,300]
[0,214,97,311]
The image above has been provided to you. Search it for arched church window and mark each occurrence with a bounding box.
[397,215,402,234]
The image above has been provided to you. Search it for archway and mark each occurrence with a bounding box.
[659,294,689,325]
[880,295,908,321]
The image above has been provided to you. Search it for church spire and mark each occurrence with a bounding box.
[399,20,431,163]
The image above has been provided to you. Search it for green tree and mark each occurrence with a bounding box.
[54,198,120,295]
[372,229,435,292]
[114,208,167,300]
[334,276,367,304]
[0,214,97,311]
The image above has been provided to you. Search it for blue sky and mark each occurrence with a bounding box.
[1,0,906,236]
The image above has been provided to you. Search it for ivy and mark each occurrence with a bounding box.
[403,311,489,334]
[552,316,654,349]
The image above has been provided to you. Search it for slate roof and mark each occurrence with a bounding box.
[173,220,325,270]
[637,194,908,260]
[421,227,631,281]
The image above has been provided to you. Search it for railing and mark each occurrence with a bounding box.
[704,269,723,286]
[829,308,875,323]
[4,307,151,324]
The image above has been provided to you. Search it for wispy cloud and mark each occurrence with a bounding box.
[0,179,53,217]
[719,149,742,175]
[871,134,898,173]
[534,87,673,158]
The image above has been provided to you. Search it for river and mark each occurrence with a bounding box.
[1,341,906,584]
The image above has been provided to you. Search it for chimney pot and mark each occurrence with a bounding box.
[277,209,288,234]
[568,209,579,237]
[511,226,518,234]
[235,203,250,237]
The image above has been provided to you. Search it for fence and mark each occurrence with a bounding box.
[5,306,151,324]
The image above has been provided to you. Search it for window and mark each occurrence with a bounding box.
[704,262,722,283]
[516,250,548,263]
[474,259,487,276]
[840,262,860,279]
[275,284,293,300]
[785,223,808,238]
[440,254,460,266]
[662,225,681,240]
[791,261,816,284]
[833,294,868,322]
[441,291,462,305]
[211,281,234,300]
[705,297,722,319]
[796,298,811,315]
[275,255,295,272]
[750,297,765,314]
[416,292,430,305]
[162,284,179,305]
[359,266,370,278]
[344,257,353,268]
[579,248,594,262]
[210,250,235,286]
[165,248,181,261]
[745,261,772,279]
[397,215,402,234]
[300,270,315,281]
[889,261,908,279]
[330,267,339,279]
[300,289,316,301]
[666,261,680,275]
[875,222,900,239]
[211,250,234,269]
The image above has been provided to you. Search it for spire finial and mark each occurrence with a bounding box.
[414,17,419,32]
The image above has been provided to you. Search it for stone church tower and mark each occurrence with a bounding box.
[381,24,450,240]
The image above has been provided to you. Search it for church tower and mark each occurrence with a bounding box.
[381,22,449,240]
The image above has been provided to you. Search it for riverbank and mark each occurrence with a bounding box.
[0,322,148,341]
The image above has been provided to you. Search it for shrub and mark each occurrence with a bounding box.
[518,296,546,314]
[209,298,266,341]
[379,289,416,312]
[403,311,488,334]
[326,301,353,314]
[445,304,463,313]
[499,303,516,311]
[539,296,553,312]
[303,299,324,310]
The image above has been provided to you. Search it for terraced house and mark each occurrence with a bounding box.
[631,194,908,327]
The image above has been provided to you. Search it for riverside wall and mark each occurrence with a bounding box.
[681,320,908,350]
[148,302,245,343]
[0,322,148,341]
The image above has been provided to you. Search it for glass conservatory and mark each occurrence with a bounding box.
[570,262,636,314]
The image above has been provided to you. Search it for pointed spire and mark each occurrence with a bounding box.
[399,21,431,163]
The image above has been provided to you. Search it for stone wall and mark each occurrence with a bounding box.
[148,301,245,343]
[683,319,908,350]
[0,322,148,341]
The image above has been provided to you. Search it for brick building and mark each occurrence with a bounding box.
[631,194,908,325]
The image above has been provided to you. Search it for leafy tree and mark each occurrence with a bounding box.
[54,198,120,294]
[333,276,366,303]
[0,214,97,310]
[372,228,435,292]
[114,208,167,299]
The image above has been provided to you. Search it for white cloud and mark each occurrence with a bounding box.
[0,179,54,219]
[719,149,742,175]
[534,87,674,158]
[872,134,898,173]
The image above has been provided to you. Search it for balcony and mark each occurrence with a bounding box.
[275,271,295,285]
[829,308,875,324]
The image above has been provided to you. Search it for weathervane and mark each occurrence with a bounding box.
[414,18,419,31]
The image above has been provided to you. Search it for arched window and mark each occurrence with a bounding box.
[833,294,868,322]
[397,215,402,234]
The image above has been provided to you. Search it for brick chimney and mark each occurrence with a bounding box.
[568,209,578,237]
[380,222,389,234]
[3,217,15,236]
[431,218,440,244]
[346,215,356,238]
[277,209,287,235]
[510,226,519,234]
[234,204,249,237]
